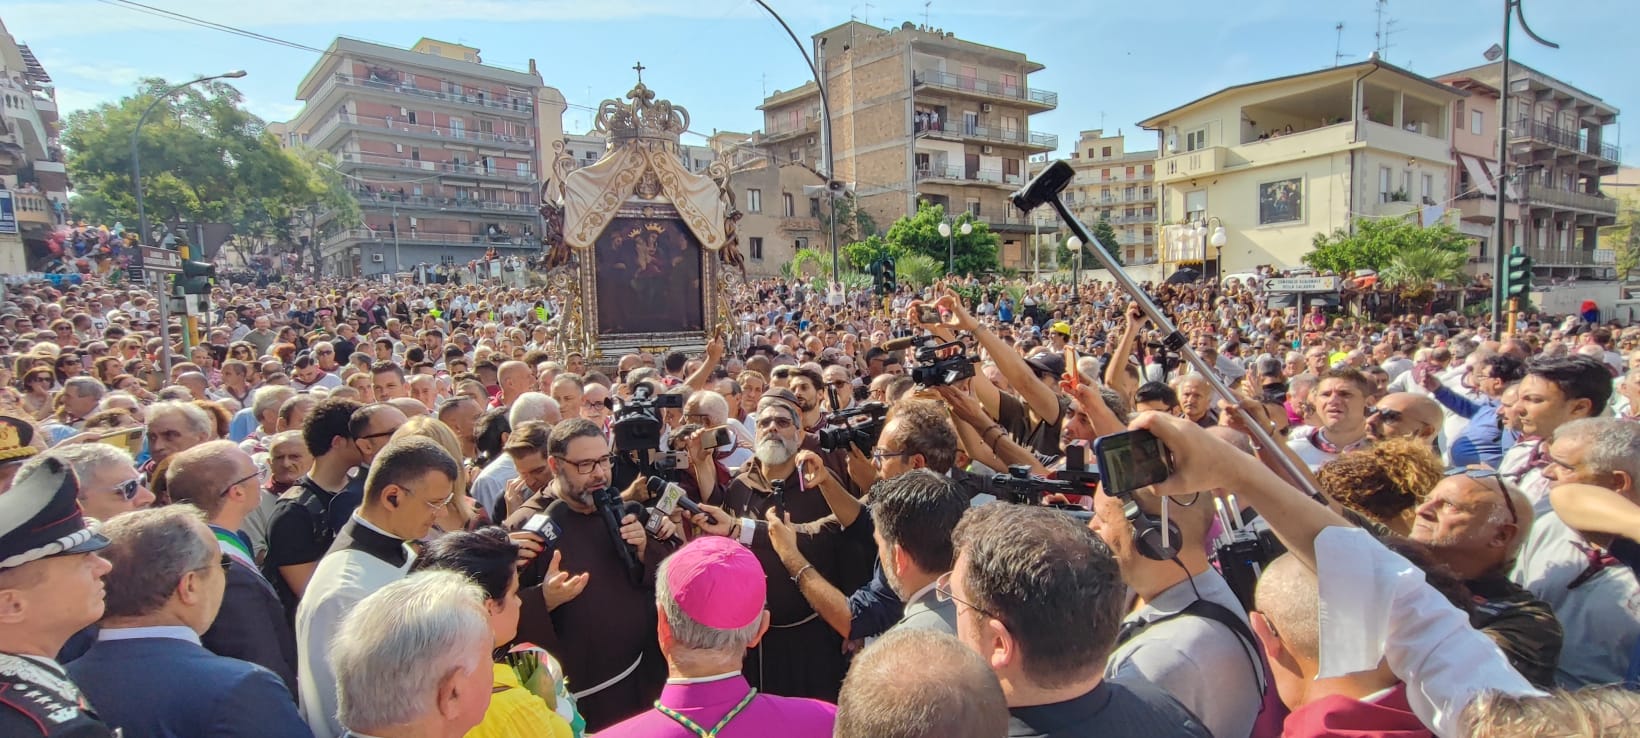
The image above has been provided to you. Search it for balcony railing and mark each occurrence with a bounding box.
[324,227,535,250]
[912,69,1058,108]
[310,112,533,150]
[779,217,822,233]
[916,166,1024,186]
[12,191,56,227]
[1512,118,1621,162]
[917,122,1058,150]
[1070,191,1157,208]
[314,73,535,116]
[1522,187,1619,215]
[1099,213,1156,226]
[349,190,540,215]
[337,152,535,181]
[1525,246,1591,266]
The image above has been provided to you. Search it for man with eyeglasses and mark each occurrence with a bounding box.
[821,364,856,413]
[67,506,312,738]
[1365,392,1443,448]
[1512,417,1640,688]
[508,418,675,731]
[166,442,300,695]
[1407,466,1560,688]
[296,437,460,738]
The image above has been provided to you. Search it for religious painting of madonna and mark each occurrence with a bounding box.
[595,216,705,335]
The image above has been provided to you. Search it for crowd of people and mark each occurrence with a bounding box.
[0,266,1637,738]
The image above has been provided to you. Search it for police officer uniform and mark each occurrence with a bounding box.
[0,450,118,737]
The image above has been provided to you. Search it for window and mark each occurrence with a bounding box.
[964,112,979,136]
[1103,146,1113,157]
[783,193,795,217]
[517,162,529,177]
[1185,190,1207,222]
[967,199,981,217]
[749,237,764,260]
[1379,166,1393,201]
[1402,170,1413,197]
[1421,174,1433,202]
[450,118,465,138]
[790,148,802,163]
[1101,168,1111,180]
[1185,128,1208,151]
[810,197,821,217]
[1471,110,1484,135]
[747,189,762,213]
[1125,165,1135,177]
[1087,149,1097,159]
[794,238,808,250]
[406,110,417,125]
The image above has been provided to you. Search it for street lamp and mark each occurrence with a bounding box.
[1198,216,1227,283]
[130,69,247,379]
[1068,235,1083,286]
[938,218,972,274]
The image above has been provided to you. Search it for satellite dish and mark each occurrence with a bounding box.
[1483,44,1503,61]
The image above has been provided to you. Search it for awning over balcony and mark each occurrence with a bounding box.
[1460,155,1496,197]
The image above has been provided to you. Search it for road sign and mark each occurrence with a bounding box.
[1265,276,1339,292]
[140,246,182,273]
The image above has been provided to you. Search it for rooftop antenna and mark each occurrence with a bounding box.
[924,0,931,28]
[1374,0,1398,60]
[1334,21,1355,66]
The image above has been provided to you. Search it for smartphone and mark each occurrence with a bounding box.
[98,427,145,452]
[700,425,733,449]
[917,305,940,325]
[1065,345,1080,388]
[1094,429,1174,495]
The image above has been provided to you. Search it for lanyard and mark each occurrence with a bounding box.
[653,688,757,737]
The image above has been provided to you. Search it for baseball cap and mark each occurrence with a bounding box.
[1024,352,1066,382]
[665,536,765,629]
[1049,321,1072,338]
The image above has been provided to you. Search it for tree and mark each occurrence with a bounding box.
[1058,219,1121,268]
[61,78,333,249]
[1378,246,1469,304]
[841,234,902,271]
[820,194,877,248]
[896,253,942,290]
[888,201,1000,276]
[1606,192,1640,281]
[1303,216,1472,274]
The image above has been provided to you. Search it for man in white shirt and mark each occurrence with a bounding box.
[296,438,459,738]
[1286,368,1374,470]
[1500,356,1612,514]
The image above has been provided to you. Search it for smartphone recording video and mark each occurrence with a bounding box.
[917,305,940,325]
[1094,429,1174,495]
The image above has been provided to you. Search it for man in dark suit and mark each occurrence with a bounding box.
[66,506,312,738]
[167,440,299,694]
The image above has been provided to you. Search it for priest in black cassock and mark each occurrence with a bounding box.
[509,418,676,731]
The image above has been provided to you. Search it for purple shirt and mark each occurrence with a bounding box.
[597,673,835,738]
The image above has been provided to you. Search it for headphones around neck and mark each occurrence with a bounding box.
[1122,494,1181,561]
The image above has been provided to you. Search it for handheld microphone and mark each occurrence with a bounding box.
[593,487,643,586]
[517,513,561,588]
[646,477,717,526]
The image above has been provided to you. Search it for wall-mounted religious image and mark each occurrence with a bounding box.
[1258,177,1303,225]
[595,216,704,335]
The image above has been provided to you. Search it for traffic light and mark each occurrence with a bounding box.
[178,258,215,295]
[869,259,884,294]
[1505,247,1533,299]
[881,257,897,294]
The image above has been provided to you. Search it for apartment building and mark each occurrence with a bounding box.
[561,130,717,175]
[1438,62,1620,281]
[708,131,825,278]
[281,37,566,277]
[756,20,1058,271]
[1049,130,1159,265]
[1139,57,1461,276]
[0,18,67,274]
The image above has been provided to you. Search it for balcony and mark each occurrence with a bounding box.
[917,122,1057,151]
[1069,191,1156,208]
[758,112,820,144]
[336,152,534,182]
[916,165,1024,188]
[309,113,533,152]
[912,69,1057,111]
[980,211,1035,232]
[1099,213,1156,226]
[310,73,534,117]
[1525,246,1592,267]
[1511,119,1620,164]
[350,191,539,216]
[12,192,55,229]
[1156,147,1226,183]
[1522,188,1619,217]
[323,227,535,250]
[779,216,821,234]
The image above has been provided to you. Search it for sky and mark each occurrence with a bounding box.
[5,0,1637,166]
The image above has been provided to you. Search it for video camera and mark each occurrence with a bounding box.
[611,382,687,479]
[816,401,888,455]
[909,340,978,388]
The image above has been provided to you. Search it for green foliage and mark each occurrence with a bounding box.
[896,253,942,290]
[1606,192,1640,281]
[62,78,352,257]
[1378,246,1469,302]
[841,234,902,270]
[790,248,830,278]
[887,201,1000,276]
[1302,217,1472,274]
[820,195,878,247]
[1058,219,1121,268]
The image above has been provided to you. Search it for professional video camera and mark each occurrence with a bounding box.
[816,401,888,454]
[909,339,977,388]
[610,382,687,479]
[1209,497,1287,612]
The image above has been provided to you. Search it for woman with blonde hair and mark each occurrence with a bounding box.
[392,415,476,534]
[1316,436,1444,535]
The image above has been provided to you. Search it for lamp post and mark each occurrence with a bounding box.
[1198,216,1227,284]
[938,218,972,275]
[1068,235,1083,286]
[130,69,247,379]
[1488,0,1558,333]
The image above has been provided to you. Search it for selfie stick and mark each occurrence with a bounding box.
[1011,161,1321,500]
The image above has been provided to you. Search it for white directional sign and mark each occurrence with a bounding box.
[140,246,182,273]
[1264,276,1339,292]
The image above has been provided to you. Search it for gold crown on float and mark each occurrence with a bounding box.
[595,82,690,145]
[626,223,667,238]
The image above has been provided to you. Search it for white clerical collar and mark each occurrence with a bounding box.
[351,512,399,540]
[98,625,201,646]
[666,670,741,685]
[904,579,940,608]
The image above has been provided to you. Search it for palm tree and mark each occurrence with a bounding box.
[1379,246,1468,306]
[897,253,942,290]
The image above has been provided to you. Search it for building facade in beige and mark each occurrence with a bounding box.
[758,21,1057,272]
[1439,62,1619,281]
[709,131,824,279]
[0,18,67,275]
[280,37,566,277]
[1140,59,1461,277]
[1048,130,1159,265]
